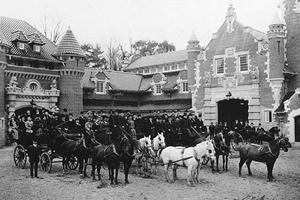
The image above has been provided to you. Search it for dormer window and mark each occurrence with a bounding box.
[181,81,189,93]
[17,42,25,50]
[33,45,41,52]
[154,84,162,95]
[96,81,106,94]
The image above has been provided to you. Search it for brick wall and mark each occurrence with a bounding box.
[192,19,282,127]
[59,72,83,117]
[283,0,300,90]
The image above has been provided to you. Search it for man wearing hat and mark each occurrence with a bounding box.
[27,139,41,178]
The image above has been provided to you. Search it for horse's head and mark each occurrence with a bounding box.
[277,136,291,152]
[229,131,243,144]
[194,140,215,161]
[116,134,132,156]
[153,133,166,150]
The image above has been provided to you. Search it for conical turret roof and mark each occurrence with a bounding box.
[271,12,284,25]
[53,27,85,57]
[189,31,198,42]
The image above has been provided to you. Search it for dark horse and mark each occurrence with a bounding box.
[91,133,130,185]
[91,126,134,185]
[213,131,232,172]
[255,127,280,144]
[49,128,91,177]
[233,134,291,181]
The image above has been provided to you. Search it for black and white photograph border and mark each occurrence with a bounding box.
[0,0,300,200]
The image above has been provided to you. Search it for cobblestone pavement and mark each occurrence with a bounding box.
[0,145,300,200]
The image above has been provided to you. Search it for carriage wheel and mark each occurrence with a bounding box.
[13,145,27,169]
[66,155,78,170]
[40,152,52,173]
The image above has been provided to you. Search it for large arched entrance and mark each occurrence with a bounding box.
[218,99,249,127]
[295,115,300,142]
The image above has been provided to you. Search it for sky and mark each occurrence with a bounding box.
[1,0,280,51]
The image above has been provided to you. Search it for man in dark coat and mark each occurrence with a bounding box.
[27,140,41,178]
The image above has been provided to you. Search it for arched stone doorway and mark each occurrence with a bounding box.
[295,115,300,142]
[218,99,249,127]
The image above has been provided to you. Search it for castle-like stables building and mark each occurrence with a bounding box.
[0,0,299,146]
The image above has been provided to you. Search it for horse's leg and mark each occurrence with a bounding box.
[239,157,247,177]
[246,159,253,176]
[62,157,65,175]
[225,155,229,172]
[83,157,88,177]
[216,154,219,171]
[97,163,101,180]
[210,158,215,173]
[222,154,225,171]
[91,162,96,181]
[172,164,178,181]
[266,161,275,182]
[109,167,114,185]
[164,163,171,183]
[187,165,194,187]
[115,165,119,185]
[124,161,130,184]
[78,157,83,174]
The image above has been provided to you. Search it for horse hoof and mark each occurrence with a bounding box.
[248,174,253,176]
[187,183,195,187]
[125,181,129,184]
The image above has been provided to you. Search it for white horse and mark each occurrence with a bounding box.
[135,136,153,175]
[151,133,166,174]
[160,140,215,186]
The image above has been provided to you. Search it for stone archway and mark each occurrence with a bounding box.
[5,77,60,117]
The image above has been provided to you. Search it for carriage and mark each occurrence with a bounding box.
[13,127,79,173]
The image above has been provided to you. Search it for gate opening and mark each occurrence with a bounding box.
[218,99,249,128]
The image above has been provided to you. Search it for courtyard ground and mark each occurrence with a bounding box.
[0,145,299,200]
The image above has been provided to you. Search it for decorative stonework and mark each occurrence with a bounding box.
[191,61,202,111]
[293,0,300,13]
[5,79,60,116]
[270,78,284,109]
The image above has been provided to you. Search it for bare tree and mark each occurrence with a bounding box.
[42,16,65,44]
[106,41,123,71]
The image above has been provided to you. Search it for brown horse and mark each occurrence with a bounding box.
[233,135,291,181]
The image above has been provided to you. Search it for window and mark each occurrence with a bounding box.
[277,41,281,55]
[17,42,25,50]
[0,118,4,129]
[154,84,162,95]
[264,110,273,123]
[144,68,150,74]
[239,55,248,72]
[178,64,185,70]
[171,65,177,70]
[33,45,41,52]
[215,58,224,74]
[137,70,143,74]
[150,67,157,73]
[164,66,170,71]
[96,81,105,94]
[182,82,189,93]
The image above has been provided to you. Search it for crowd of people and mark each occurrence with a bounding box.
[7,108,266,147]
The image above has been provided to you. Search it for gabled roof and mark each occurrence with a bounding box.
[0,16,58,61]
[27,33,45,45]
[125,50,188,70]
[101,70,143,91]
[53,28,85,57]
[274,91,295,113]
[11,30,29,42]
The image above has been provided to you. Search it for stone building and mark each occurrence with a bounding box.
[188,1,300,144]
[0,17,85,146]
